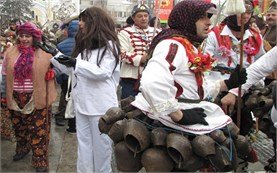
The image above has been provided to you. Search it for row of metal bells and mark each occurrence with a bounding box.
[244,81,276,118]
[99,98,253,172]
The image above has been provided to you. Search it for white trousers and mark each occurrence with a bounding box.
[76,113,112,173]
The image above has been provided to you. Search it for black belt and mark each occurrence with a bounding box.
[178,98,202,103]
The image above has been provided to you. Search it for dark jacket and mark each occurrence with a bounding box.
[56,20,78,84]
[57,20,78,56]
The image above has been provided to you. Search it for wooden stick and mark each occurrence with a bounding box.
[153,0,162,37]
[236,13,245,128]
[45,68,50,169]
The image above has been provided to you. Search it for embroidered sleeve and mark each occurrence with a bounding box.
[139,40,184,116]
[118,30,143,67]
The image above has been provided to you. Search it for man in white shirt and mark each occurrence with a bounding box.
[118,3,161,99]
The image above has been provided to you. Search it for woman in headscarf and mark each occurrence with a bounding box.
[132,0,246,135]
[2,22,57,172]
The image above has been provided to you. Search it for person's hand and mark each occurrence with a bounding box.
[221,92,237,114]
[178,108,209,125]
[34,41,58,56]
[55,55,76,68]
[45,68,55,81]
[1,97,7,108]
[141,53,148,63]
[224,65,247,90]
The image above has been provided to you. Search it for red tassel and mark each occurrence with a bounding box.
[246,147,259,163]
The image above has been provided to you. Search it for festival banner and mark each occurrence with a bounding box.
[154,0,174,23]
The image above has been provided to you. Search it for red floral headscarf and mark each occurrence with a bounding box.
[149,0,216,52]
[17,22,42,42]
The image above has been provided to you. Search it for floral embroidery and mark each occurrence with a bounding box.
[243,42,256,55]
[171,37,215,99]
[174,37,215,73]
[188,52,215,73]
[217,45,231,58]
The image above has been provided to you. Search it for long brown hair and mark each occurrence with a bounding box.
[72,7,120,71]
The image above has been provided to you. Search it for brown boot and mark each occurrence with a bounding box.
[13,151,29,161]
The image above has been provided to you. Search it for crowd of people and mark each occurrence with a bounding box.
[0,0,276,172]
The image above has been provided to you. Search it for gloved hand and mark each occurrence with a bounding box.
[34,41,58,56]
[224,65,247,90]
[1,97,7,108]
[178,108,209,125]
[55,55,76,68]
[45,68,55,81]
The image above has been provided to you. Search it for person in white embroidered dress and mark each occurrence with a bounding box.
[50,7,120,173]
[118,3,161,99]
[131,0,247,135]
[204,0,265,81]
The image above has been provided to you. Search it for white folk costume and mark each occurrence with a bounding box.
[118,3,161,99]
[118,25,159,79]
[132,37,232,135]
[205,24,265,81]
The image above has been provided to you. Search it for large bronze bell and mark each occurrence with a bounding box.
[221,138,238,172]
[257,95,274,113]
[166,133,192,163]
[209,145,232,171]
[245,96,258,110]
[98,117,113,134]
[222,122,240,139]
[192,135,216,158]
[125,108,144,119]
[234,135,251,159]
[177,152,206,171]
[210,130,227,143]
[114,141,142,172]
[120,96,135,112]
[258,114,271,135]
[108,119,127,144]
[150,128,168,147]
[141,148,174,172]
[123,119,150,153]
[101,107,125,125]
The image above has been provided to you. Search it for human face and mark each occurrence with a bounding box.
[266,11,277,26]
[196,13,211,39]
[236,12,252,26]
[132,11,149,29]
[78,19,86,34]
[10,23,17,31]
[18,33,33,47]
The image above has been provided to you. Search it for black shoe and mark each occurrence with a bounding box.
[36,166,48,172]
[55,119,65,126]
[66,128,76,134]
[13,152,29,161]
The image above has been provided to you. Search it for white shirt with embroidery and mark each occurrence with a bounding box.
[132,39,232,135]
[118,25,160,79]
[204,25,265,81]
